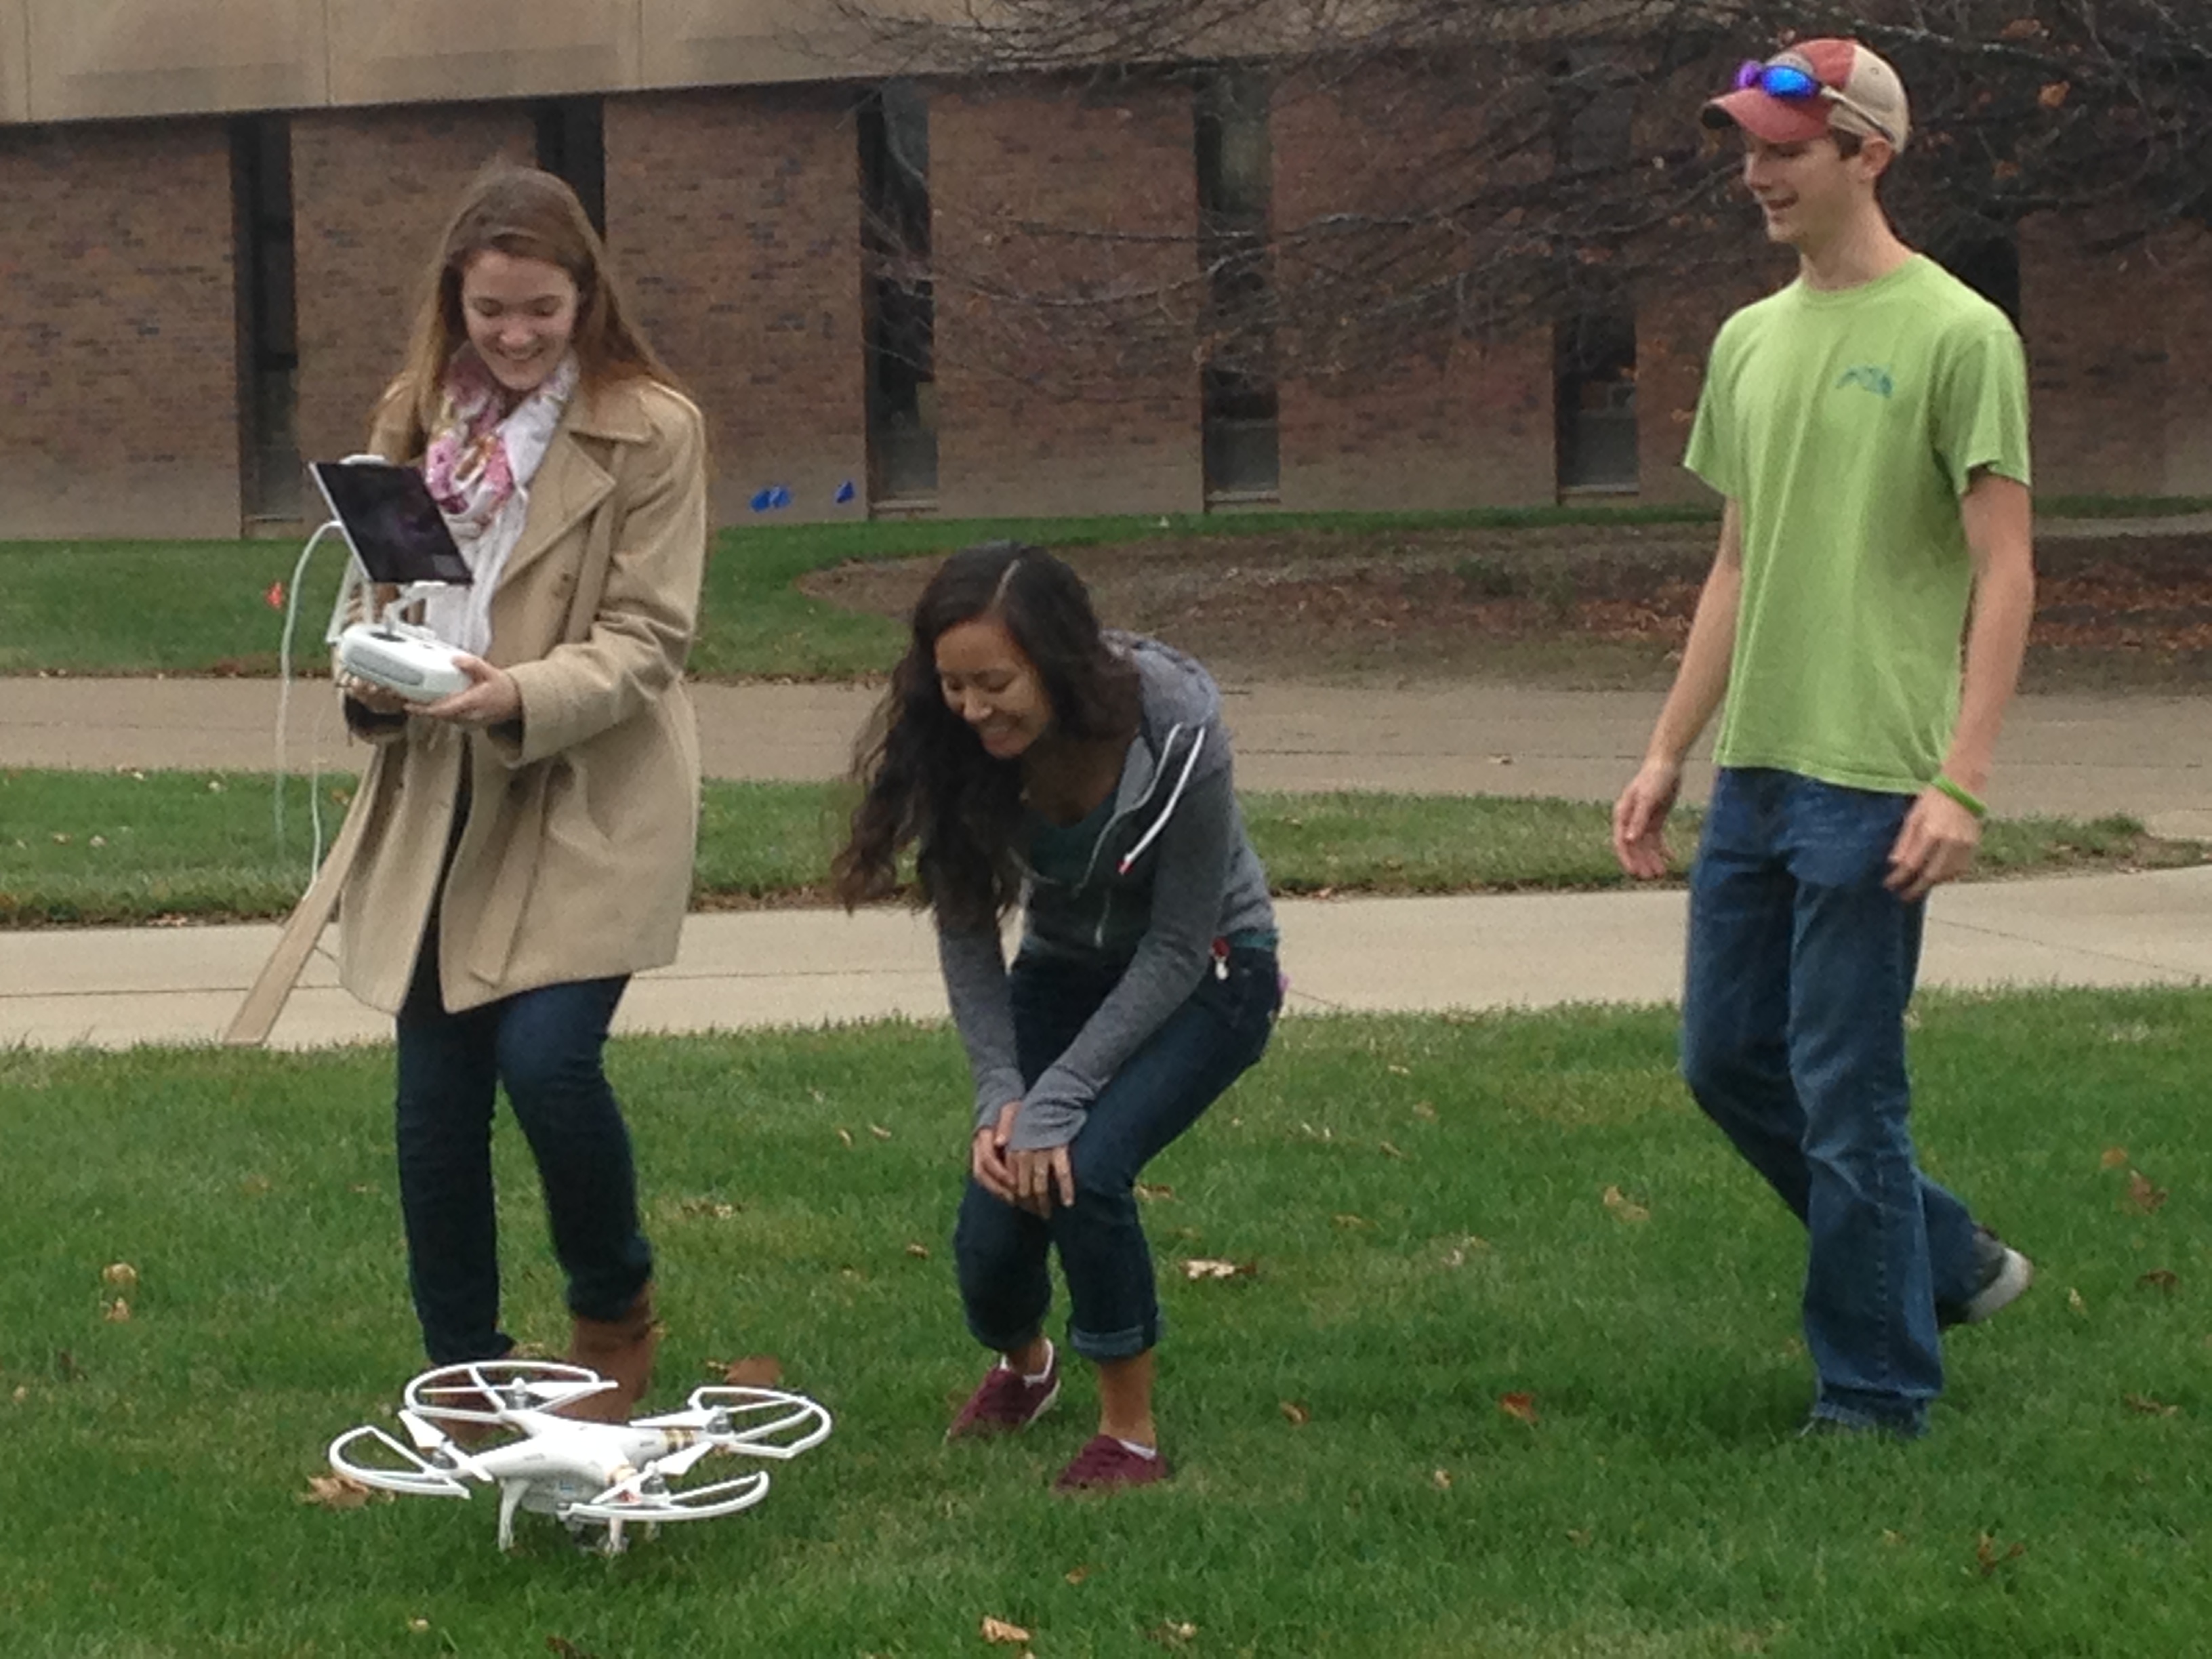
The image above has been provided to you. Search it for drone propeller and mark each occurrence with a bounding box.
[396,1408,493,1481]
[631,1387,834,1460]
[651,1439,722,1480]
[567,1469,773,1527]
[406,1359,612,1424]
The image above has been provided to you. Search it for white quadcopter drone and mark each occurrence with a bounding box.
[329,1359,834,1555]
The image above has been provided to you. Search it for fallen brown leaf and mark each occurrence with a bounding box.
[981,1615,1032,1645]
[1135,1182,1176,1202]
[1431,1467,1452,1490]
[1498,1391,1540,1426]
[905,1242,931,1260]
[300,1473,380,1510]
[2124,1393,2181,1417]
[102,1299,130,1323]
[1279,1400,1311,1427]
[1973,1532,2026,1576]
[1181,1258,1256,1282]
[2126,1170,2169,1213]
[2137,1269,2179,1294]
[716,1355,783,1387]
[101,1263,138,1290]
[54,1350,81,1382]
[1064,1564,1094,1586]
[546,1637,602,1659]
[1602,1185,1652,1224]
[2101,1147,2129,1169]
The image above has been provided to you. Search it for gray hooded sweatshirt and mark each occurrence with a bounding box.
[937,634,1277,1153]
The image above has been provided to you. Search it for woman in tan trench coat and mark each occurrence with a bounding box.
[331,166,705,1419]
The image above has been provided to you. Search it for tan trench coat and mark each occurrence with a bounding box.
[330,374,708,1015]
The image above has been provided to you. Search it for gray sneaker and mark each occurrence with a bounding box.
[1940,1227,2034,1330]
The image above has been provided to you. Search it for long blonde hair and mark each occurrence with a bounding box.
[379,165,682,453]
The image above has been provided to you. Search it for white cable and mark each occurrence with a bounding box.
[275,518,345,880]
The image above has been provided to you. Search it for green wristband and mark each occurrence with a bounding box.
[1933,775,1988,819]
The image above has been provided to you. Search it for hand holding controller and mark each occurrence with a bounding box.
[337,618,473,702]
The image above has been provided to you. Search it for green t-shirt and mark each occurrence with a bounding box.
[1684,254,2032,794]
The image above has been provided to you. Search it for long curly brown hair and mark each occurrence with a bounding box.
[832,543,1140,930]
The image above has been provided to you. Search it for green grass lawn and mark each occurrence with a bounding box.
[2,990,2207,1655]
[3,766,2202,927]
[0,507,1721,682]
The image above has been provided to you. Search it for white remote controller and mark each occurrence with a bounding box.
[337,620,472,702]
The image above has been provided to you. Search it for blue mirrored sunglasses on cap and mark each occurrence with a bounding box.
[1732,55,1898,145]
[1734,58,1823,100]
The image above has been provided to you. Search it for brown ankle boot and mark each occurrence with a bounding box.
[560,1285,660,1422]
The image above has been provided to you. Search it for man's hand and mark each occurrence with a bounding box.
[1885,788,1982,901]
[972,1102,1020,1203]
[420,654,522,728]
[1612,758,1684,880]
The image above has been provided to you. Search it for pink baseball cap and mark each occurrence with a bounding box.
[1704,39,1911,152]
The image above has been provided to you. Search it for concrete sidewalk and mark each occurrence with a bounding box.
[7,866,2209,1052]
[6,676,2212,832]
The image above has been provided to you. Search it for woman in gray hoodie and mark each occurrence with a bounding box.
[836,542,1280,1491]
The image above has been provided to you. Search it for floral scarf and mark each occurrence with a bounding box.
[417,348,579,655]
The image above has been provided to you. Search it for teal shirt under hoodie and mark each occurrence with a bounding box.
[936,634,1277,1153]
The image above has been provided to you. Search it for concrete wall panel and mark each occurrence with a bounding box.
[641,0,890,89]
[22,0,325,121]
[326,0,642,105]
[1,0,29,123]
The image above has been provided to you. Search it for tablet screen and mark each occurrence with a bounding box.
[311,461,473,586]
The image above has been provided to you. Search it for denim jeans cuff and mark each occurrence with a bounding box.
[1067,1314,1160,1363]
[964,1308,1047,1355]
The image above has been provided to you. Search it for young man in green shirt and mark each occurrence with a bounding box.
[1611,39,2036,1437]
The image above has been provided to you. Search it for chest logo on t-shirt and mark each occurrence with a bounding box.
[1834,365,1897,399]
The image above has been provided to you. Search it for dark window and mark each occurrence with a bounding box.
[1550,49,1639,495]
[535,98,606,234]
[861,80,937,506]
[1197,66,1278,503]
[1555,312,1639,494]
[1940,233,2023,328]
[232,115,301,521]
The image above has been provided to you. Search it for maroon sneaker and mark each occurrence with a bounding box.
[1052,1433,1171,1492]
[946,1351,1061,1439]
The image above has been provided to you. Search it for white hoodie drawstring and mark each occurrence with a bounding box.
[1118,726,1207,876]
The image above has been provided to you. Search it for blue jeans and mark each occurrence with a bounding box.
[954,945,1280,1363]
[1683,769,1987,1436]
[394,928,653,1365]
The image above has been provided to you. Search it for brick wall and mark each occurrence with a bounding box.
[2022,214,2212,499]
[291,105,533,465]
[605,87,867,527]
[0,120,241,537]
[1270,63,1555,512]
[930,76,1204,519]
